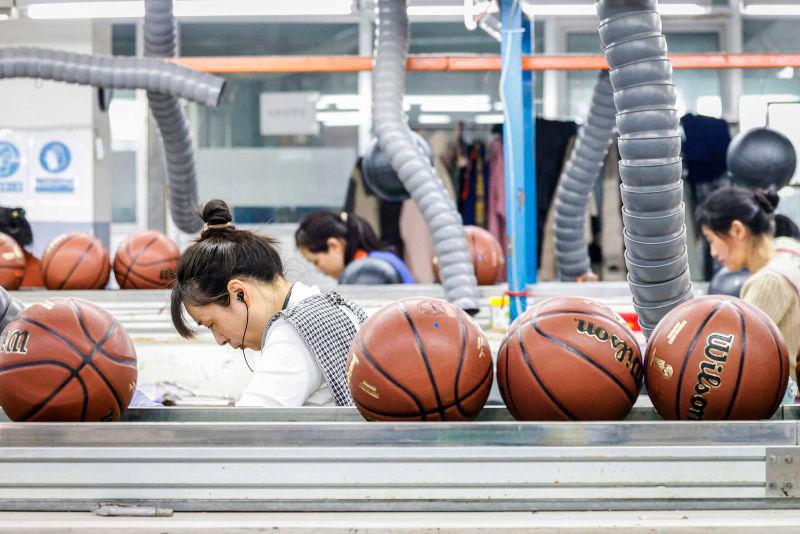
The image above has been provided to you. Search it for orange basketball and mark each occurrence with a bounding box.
[0,298,137,422]
[434,225,505,285]
[498,296,643,421]
[347,297,493,421]
[114,231,180,289]
[645,295,788,420]
[0,232,25,290]
[41,232,110,290]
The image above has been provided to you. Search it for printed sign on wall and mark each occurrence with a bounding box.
[0,130,29,199]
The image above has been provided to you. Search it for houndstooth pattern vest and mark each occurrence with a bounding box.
[263,291,367,406]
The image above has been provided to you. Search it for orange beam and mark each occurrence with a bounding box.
[173,53,800,74]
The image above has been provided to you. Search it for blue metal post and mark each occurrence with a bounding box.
[522,16,538,286]
[500,0,528,320]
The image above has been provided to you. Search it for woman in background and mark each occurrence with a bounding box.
[697,186,800,403]
[296,211,414,284]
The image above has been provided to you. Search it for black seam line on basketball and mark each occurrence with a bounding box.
[531,321,636,404]
[739,300,787,415]
[86,249,109,290]
[399,301,446,421]
[118,238,135,287]
[500,343,520,419]
[40,233,78,286]
[356,363,493,419]
[75,373,89,422]
[57,239,96,290]
[18,372,77,422]
[132,255,180,268]
[124,267,168,287]
[15,314,124,417]
[673,302,727,421]
[533,310,622,323]
[516,324,576,420]
[120,234,161,288]
[0,360,74,374]
[355,337,427,420]
[723,305,747,420]
[70,300,126,413]
[452,309,469,419]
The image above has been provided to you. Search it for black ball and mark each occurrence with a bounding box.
[362,131,433,202]
[708,267,750,298]
[340,257,402,285]
[727,127,797,189]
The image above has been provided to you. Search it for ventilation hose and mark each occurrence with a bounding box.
[596,0,694,337]
[554,70,616,281]
[0,47,223,107]
[145,0,206,233]
[373,0,480,313]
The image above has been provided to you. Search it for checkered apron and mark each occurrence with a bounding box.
[263,291,367,406]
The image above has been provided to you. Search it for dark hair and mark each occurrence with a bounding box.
[295,211,387,264]
[0,207,32,247]
[170,199,284,338]
[775,214,800,240]
[696,185,781,238]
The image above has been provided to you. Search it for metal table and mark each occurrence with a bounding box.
[1,405,799,513]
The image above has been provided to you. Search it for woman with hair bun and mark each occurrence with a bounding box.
[295,210,414,284]
[170,200,367,407]
[697,186,800,402]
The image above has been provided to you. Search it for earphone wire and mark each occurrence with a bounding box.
[241,300,254,373]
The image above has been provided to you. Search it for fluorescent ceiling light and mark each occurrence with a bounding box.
[520,2,707,16]
[474,113,504,124]
[417,114,452,125]
[406,94,490,106]
[743,4,800,15]
[26,0,353,19]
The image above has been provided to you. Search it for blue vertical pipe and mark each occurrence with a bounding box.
[522,15,537,286]
[500,0,528,320]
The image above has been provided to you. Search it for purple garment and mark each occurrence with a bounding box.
[369,251,415,284]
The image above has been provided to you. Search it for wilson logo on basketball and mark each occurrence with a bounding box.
[687,332,735,420]
[417,301,448,317]
[575,319,642,382]
[358,380,380,399]
[0,329,30,355]
[159,269,175,281]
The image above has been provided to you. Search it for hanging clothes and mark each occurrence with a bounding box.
[681,113,731,187]
[458,142,489,227]
[535,118,580,266]
[343,158,404,258]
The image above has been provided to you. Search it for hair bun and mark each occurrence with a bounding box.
[201,199,233,226]
[753,187,780,214]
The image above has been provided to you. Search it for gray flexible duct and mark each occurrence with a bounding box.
[145,0,203,233]
[554,71,616,281]
[0,47,223,107]
[373,0,480,313]
[596,0,693,336]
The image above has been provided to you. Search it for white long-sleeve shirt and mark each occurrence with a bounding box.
[236,282,360,407]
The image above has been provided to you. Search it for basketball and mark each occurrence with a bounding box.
[645,295,788,420]
[41,232,110,290]
[0,232,25,290]
[498,296,643,421]
[114,231,180,289]
[0,298,138,422]
[434,225,505,285]
[346,297,493,421]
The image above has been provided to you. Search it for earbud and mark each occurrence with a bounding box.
[237,292,245,302]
